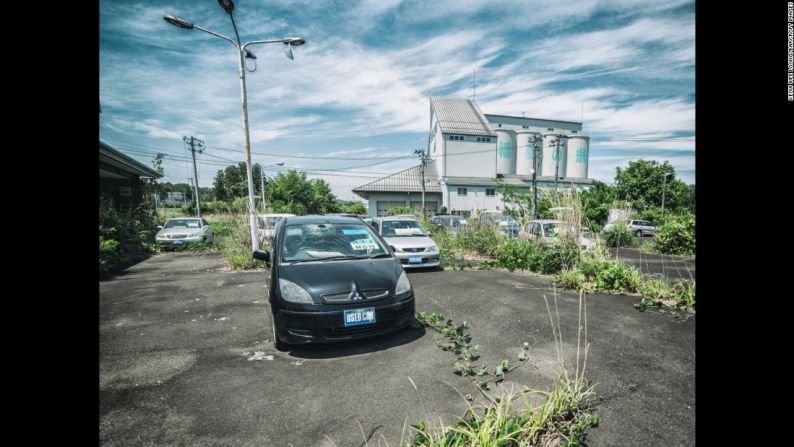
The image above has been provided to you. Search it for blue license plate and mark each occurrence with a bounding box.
[409,256,422,264]
[343,308,376,327]
[172,240,183,245]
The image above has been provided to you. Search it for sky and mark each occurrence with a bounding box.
[99,0,695,202]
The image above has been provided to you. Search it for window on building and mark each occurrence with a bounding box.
[547,127,554,131]
[485,188,495,196]
[522,125,529,129]
[476,137,481,142]
[498,124,502,127]
[571,130,578,133]
[457,187,467,196]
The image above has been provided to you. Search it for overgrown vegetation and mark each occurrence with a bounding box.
[218,214,267,270]
[651,212,695,256]
[408,291,598,446]
[601,222,636,248]
[99,201,159,274]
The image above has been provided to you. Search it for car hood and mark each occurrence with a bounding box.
[383,236,437,250]
[278,258,402,300]
[158,228,203,236]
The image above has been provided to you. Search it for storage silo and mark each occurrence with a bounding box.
[541,134,560,177]
[565,135,589,178]
[515,131,541,176]
[495,130,516,175]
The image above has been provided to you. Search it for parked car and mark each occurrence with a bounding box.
[431,215,469,232]
[155,218,214,248]
[602,219,656,237]
[252,215,415,350]
[257,213,295,243]
[370,216,440,269]
[526,219,596,252]
[477,211,519,236]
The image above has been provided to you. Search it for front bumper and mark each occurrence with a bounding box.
[393,252,441,268]
[275,295,415,344]
[156,236,204,246]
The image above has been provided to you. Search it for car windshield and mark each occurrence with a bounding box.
[542,223,559,235]
[381,220,428,237]
[453,218,468,226]
[164,219,201,229]
[258,216,285,229]
[281,223,389,262]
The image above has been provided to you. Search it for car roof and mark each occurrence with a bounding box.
[258,213,295,217]
[283,215,366,225]
[528,219,562,224]
[166,217,200,221]
[376,216,418,221]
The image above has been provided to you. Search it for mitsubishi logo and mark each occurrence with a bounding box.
[348,282,364,301]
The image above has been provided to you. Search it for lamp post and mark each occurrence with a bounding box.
[661,172,671,225]
[164,1,305,252]
[260,161,284,212]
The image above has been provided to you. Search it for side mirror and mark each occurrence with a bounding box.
[253,249,270,263]
[157,225,163,230]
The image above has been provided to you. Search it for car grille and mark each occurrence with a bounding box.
[322,320,394,338]
[402,247,425,253]
[167,234,189,239]
[321,289,390,303]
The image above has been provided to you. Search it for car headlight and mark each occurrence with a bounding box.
[279,278,314,304]
[395,271,412,296]
[428,245,438,252]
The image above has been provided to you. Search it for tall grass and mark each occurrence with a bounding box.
[219,213,267,270]
[407,290,598,447]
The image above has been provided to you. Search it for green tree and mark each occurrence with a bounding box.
[213,163,262,201]
[308,178,339,214]
[580,180,616,229]
[614,160,693,213]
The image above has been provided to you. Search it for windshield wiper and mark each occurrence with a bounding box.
[365,253,391,259]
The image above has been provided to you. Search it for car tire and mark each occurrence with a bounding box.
[635,230,642,237]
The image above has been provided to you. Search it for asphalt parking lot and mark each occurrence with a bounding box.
[100,253,695,446]
[609,245,696,283]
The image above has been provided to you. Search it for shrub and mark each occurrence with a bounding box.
[456,224,502,258]
[602,223,635,248]
[439,206,448,215]
[555,269,587,290]
[220,214,267,270]
[99,236,122,267]
[536,240,581,274]
[595,261,641,293]
[231,197,249,213]
[494,238,538,271]
[386,207,414,216]
[204,201,230,214]
[652,212,695,256]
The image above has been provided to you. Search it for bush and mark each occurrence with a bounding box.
[456,224,502,258]
[652,212,695,256]
[494,238,538,271]
[220,214,267,270]
[602,224,635,248]
[439,206,448,215]
[386,207,414,216]
[231,197,249,213]
[204,201,230,214]
[99,201,159,273]
[555,269,587,290]
[595,261,641,293]
[99,236,122,267]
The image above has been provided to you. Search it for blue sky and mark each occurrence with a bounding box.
[100,0,695,202]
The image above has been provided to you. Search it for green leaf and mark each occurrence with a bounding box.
[518,351,527,361]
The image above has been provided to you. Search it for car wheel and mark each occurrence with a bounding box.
[635,230,642,237]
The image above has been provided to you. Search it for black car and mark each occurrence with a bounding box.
[253,215,415,350]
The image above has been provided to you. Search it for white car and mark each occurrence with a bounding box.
[155,218,214,248]
[526,219,596,252]
[370,216,440,269]
[603,219,656,237]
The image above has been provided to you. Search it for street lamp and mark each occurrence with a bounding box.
[661,172,672,225]
[163,1,305,252]
[260,161,284,212]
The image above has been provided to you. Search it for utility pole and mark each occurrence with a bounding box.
[260,168,266,212]
[183,136,205,218]
[415,149,427,219]
[529,134,543,219]
[661,172,671,225]
[550,134,568,192]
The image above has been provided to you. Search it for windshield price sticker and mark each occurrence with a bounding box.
[342,229,369,235]
[394,228,422,235]
[350,239,378,250]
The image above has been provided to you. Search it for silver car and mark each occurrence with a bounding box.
[526,219,597,252]
[603,219,656,237]
[370,217,440,269]
[155,218,214,248]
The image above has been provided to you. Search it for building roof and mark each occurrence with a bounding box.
[484,113,583,126]
[352,160,441,197]
[430,97,497,137]
[100,140,162,179]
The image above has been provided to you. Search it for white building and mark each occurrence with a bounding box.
[353,97,593,217]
